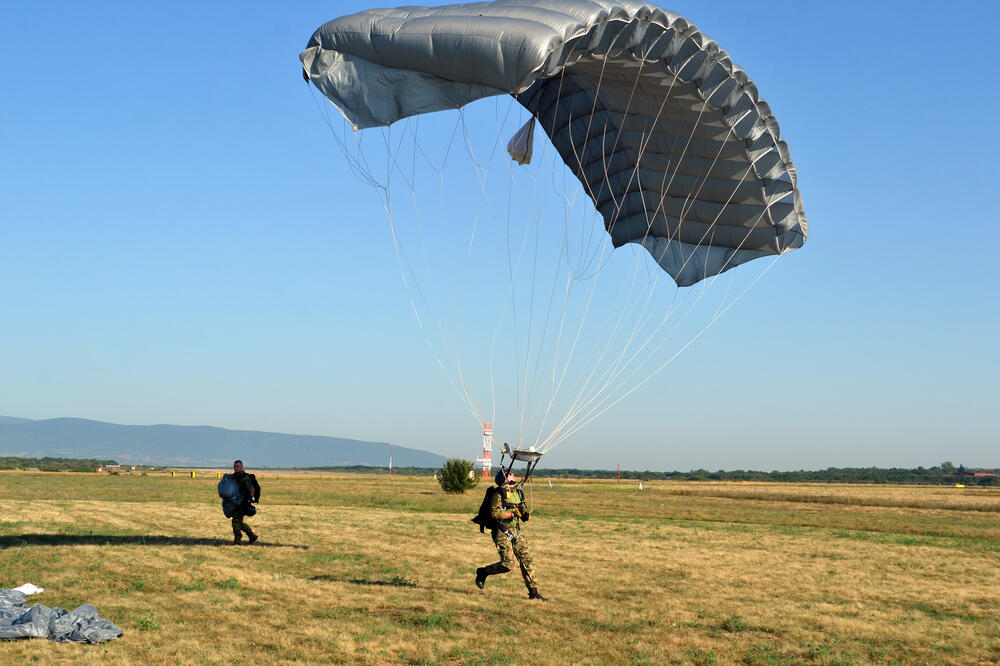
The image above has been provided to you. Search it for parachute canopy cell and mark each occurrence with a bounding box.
[301,0,807,286]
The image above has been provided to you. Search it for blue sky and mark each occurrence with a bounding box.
[2,1,997,471]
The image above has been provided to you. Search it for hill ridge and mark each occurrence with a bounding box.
[0,416,443,468]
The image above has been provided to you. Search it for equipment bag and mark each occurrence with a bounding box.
[218,474,242,518]
[471,486,499,533]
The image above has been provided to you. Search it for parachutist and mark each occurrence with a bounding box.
[224,459,260,545]
[472,471,546,600]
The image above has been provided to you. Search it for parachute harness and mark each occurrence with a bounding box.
[498,442,542,514]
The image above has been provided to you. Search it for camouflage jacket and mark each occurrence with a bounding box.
[490,486,527,530]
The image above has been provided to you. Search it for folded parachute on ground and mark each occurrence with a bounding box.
[0,589,122,643]
[301,0,807,286]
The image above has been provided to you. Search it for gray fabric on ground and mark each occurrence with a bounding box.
[0,589,123,643]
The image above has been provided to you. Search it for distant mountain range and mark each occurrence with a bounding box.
[0,416,445,469]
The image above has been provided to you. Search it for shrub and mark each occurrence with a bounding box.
[436,458,478,494]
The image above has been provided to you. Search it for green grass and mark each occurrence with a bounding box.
[213,577,241,590]
[134,610,161,631]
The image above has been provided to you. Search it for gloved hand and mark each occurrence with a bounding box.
[522,511,530,522]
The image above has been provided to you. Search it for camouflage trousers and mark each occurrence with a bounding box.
[232,511,256,541]
[482,527,537,589]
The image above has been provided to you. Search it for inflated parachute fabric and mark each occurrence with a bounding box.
[302,0,807,286]
[0,589,123,643]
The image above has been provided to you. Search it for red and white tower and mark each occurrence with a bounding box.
[477,423,493,479]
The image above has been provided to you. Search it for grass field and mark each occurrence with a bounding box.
[1,470,998,664]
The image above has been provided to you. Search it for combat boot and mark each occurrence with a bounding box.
[475,567,487,590]
[527,587,546,601]
[232,536,242,545]
[248,533,258,545]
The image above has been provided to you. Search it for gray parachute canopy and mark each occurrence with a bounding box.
[301,0,807,286]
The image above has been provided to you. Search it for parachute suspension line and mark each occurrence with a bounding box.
[463,102,510,428]
[545,255,780,451]
[312,37,790,456]
[429,114,484,426]
[529,67,635,449]
[523,197,596,448]
[517,86,583,437]
[529,204,607,448]
[497,96,581,449]
[307,84,383,192]
[579,57,689,333]
[503,146,527,442]
[535,177,598,444]
[533,57,650,440]
[544,66,604,280]
[485,98,522,427]
[524,53,672,450]
[546,203,781,450]
[543,54,691,419]
[514,148,539,442]
[385,187,485,425]
[489,65,610,450]
[453,104,522,436]
[522,208,593,449]
[391,122,469,406]
[307,89,484,421]
[501,99,574,448]
[507,112,568,449]
[537,49,779,453]
[379,117,489,426]
[492,102,529,443]
[534,56,688,451]
[422,114,476,427]
[488,100,533,443]
[310,84,493,422]
[620,121,751,360]
[596,52,650,218]
[452,101,544,444]
[529,157,602,449]
[525,57,621,441]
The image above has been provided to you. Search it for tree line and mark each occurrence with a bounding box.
[0,456,119,472]
[539,462,998,485]
[3,456,995,485]
[309,461,998,486]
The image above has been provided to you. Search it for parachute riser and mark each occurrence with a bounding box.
[498,442,543,489]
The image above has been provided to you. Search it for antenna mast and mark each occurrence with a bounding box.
[477,423,493,479]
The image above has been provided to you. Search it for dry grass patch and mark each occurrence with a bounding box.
[1,473,998,664]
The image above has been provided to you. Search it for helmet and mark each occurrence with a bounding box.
[495,470,506,486]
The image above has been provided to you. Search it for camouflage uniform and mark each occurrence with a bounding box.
[231,471,257,543]
[480,486,538,590]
